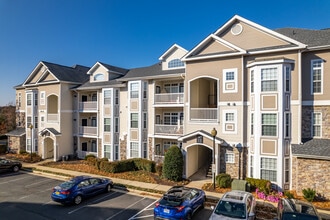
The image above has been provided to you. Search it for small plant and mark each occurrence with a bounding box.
[216,173,231,188]
[284,191,295,199]
[302,188,316,202]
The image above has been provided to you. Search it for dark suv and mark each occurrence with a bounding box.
[154,186,206,219]
[276,198,321,220]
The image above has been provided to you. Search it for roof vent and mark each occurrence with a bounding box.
[231,23,243,36]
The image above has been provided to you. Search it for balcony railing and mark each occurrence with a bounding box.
[190,108,218,122]
[155,124,183,135]
[79,126,97,136]
[79,101,97,111]
[47,114,58,122]
[154,93,184,104]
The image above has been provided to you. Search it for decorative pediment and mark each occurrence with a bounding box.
[23,62,59,86]
[182,15,306,62]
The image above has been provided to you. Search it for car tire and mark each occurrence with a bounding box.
[12,165,20,172]
[74,195,82,205]
[105,184,112,192]
[186,212,192,220]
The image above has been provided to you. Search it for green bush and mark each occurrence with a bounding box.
[162,145,183,181]
[216,173,232,188]
[245,177,271,193]
[302,188,316,202]
[284,191,295,199]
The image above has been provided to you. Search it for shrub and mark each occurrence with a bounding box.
[156,163,163,176]
[163,145,183,181]
[302,188,316,202]
[216,173,231,188]
[284,191,295,199]
[245,177,271,194]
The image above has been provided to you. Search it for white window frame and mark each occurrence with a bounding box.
[40,91,45,105]
[225,153,234,163]
[284,158,290,183]
[311,59,323,94]
[285,66,291,92]
[260,157,277,182]
[261,113,277,137]
[312,112,322,137]
[222,68,237,93]
[250,70,254,93]
[284,113,290,138]
[104,144,111,160]
[222,110,237,134]
[130,142,139,158]
[103,89,111,105]
[261,67,278,92]
[26,93,32,106]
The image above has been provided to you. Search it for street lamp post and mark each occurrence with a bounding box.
[29,124,33,162]
[211,127,217,190]
[236,143,242,180]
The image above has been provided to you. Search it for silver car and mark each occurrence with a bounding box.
[209,190,256,220]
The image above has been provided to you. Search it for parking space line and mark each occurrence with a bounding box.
[105,197,146,220]
[128,200,157,220]
[68,191,119,215]
[25,179,53,187]
[0,176,30,185]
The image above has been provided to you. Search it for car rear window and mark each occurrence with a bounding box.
[59,180,76,190]
[159,196,183,207]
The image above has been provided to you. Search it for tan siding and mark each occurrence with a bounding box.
[199,41,234,55]
[218,21,290,50]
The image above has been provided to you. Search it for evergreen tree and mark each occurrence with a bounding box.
[163,145,183,181]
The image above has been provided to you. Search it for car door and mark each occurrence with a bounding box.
[89,178,104,195]
[0,159,11,172]
[190,190,202,212]
[77,179,94,197]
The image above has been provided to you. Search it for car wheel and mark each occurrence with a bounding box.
[74,195,82,205]
[12,165,20,172]
[105,184,112,192]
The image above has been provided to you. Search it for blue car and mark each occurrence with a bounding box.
[154,186,205,220]
[51,175,113,205]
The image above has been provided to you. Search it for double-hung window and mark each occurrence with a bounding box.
[27,93,32,106]
[225,153,234,163]
[130,142,139,158]
[260,157,277,182]
[311,60,323,94]
[262,113,277,136]
[261,68,277,92]
[104,90,111,105]
[312,112,321,137]
[130,82,139,98]
[104,118,111,132]
[131,113,138,128]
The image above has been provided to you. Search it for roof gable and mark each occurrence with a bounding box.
[183,15,306,61]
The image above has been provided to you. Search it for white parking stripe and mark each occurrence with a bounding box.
[105,197,146,220]
[67,191,119,215]
[128,200,157,220]
[25,179,53,187]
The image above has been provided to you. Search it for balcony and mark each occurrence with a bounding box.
[190,108,218,122]
[79,101,97,111]
[79,126,97,136]
[155,124,183,135]
[154,93,184,105]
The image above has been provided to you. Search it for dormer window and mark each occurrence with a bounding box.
[168,59,184,68]
[94,73,105,81]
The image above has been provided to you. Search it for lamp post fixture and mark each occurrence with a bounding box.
[28,124,33,162]
[236,143,242,180]
[210,127,217,190]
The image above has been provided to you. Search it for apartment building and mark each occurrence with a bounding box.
[9,15,330,197]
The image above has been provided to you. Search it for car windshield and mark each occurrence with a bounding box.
[159,195,183,207]
[59,180,76,190]
[214,200,246,219]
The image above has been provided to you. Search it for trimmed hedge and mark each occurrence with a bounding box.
[245,177,271,193]
[216,173,232,188]
[86,157,156,173]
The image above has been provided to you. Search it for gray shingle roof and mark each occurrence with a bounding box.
[5,127,26,136]
[42,61,90,83]
[274,28,330,47]
[292,139,330,159]
[74,80,126,90]
[118,63,185,81]
[98,62,129,75]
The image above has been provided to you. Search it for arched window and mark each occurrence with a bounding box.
[94,73,105,81]
[168,59,184,68]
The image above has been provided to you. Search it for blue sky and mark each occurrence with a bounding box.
[1,0,329,106]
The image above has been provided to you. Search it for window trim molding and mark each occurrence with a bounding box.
[222,68,238,93]
[310,59,323,95]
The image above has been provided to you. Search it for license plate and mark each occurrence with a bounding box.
[55,192,60,195]
[163,208,170,213]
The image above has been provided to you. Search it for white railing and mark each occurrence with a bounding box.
[154,93,184,104]
[77,151,97,159]
[79,126,97,136]
[190,108,218,121]
[47,114,58,122]
[79,101,97,111]
[155,124,183,135]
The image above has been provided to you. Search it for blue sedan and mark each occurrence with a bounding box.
[154,186,205,220]
[51,175,113,205]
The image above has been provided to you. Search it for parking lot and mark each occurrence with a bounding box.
[0,171,212,220]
